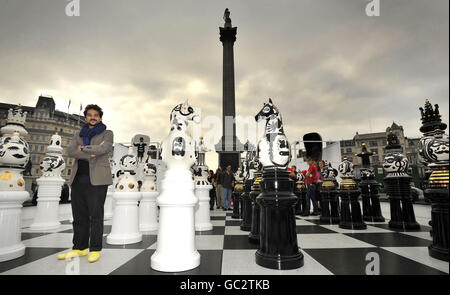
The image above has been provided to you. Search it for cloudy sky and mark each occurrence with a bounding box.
[0,0,448,168]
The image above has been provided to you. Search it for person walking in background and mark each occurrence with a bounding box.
[302,157,319,216]
[58,104,113,263]
[316,160,326,214]
[133,137,147,163]
[222,165,234,211]
[215,166,223,209]
[208,170,216,210]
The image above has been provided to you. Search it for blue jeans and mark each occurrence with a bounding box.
[223,188,232,209]
[306,184,318,214]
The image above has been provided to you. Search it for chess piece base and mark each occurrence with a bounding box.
[139,191,159,232]
[256,168,303,270]
[107,191,142,245]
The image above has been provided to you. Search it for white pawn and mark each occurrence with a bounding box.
[106,146,142,245]
[139,161,159,232]
[30,133,66,231]
[193,137,213,231]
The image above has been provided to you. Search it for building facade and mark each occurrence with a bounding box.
[335,122,425,186]
[0,95,86,184]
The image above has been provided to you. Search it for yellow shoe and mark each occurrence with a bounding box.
[88,251,101,263]
[57,249,89,260]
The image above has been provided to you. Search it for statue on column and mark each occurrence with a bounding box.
[223,8,232,27]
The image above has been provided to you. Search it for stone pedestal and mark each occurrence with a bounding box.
[104,185,114,220]
[151,169,200,272]
[29,177,65,231]
[240,179,253,231]
[107,191,143,245]
[384,175,420,230]
[320,189,340,225]
[359,180,385,222]
[0,191,29,262]
[339,189,367,230]
[255,168,303,270]
[139,191,159,232]
[194,184,213,231]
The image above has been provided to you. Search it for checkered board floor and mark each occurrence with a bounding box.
[1,205,448,275]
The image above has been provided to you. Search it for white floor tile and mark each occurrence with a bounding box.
[221,249,332,275]
[225,226,250,235]
[2,248,144,275]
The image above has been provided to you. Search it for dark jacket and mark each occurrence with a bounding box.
[222,171,234,189]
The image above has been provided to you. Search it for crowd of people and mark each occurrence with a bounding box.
[288,158,327,216]
[208,158,329,216]
[208,165,236,211]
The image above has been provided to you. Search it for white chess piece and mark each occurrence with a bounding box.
[193,139,213,231]
[151,100,201,272]
[0,122,30,261]
[107,146,142,245]
[30,133,66,231]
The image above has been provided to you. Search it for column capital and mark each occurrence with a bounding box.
[219,27,237,43]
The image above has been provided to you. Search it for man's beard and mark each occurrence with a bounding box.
[88,120,98,126]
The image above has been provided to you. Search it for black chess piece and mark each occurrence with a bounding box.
[255,168,304,270]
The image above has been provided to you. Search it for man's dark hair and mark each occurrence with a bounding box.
[140,137,144,141]
[84,104,103,118]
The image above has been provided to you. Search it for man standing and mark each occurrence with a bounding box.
[222,165,234,211]
[58,104,113,263]
[133,137,147,163]
[215,166,223,209]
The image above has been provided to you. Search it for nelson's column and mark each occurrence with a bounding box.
[215,8,244,171]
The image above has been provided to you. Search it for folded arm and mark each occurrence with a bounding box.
[82,130,114,156]
[67,134,91,160]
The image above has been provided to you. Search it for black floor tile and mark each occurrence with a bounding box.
[223,235,259,250]
[21,232,52,241]
[225,220,242,226]
[109,249,223,275]
[344,232,431,247]
[304,247,446,275]
[196,226,225,236]
[371,223,431,233]
[210,216,226,220]
[296,225,336,234]
[59,225,112,234]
